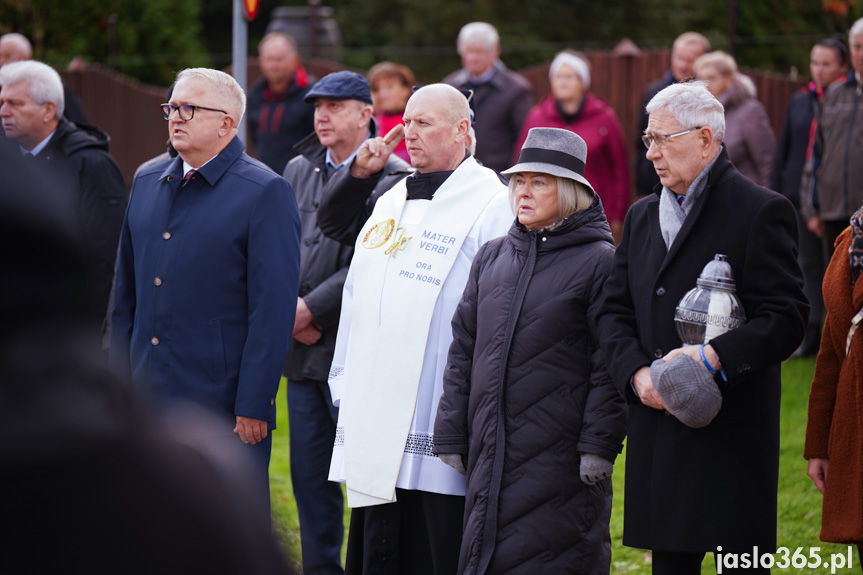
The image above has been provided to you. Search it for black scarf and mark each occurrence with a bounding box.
[405,170,454,201]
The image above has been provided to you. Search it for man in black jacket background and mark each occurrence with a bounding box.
[247,32,315,175]
[634,32,711,198]
[0,59,126,330]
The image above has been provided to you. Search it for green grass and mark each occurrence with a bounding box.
[270,357,855,574]
[270,380,351,573]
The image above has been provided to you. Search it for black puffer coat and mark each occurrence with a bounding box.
[435,199,627,575]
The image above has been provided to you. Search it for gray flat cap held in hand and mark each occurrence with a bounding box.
[502,127,596,194]
[650,354,722,428]
[304,70,373,104]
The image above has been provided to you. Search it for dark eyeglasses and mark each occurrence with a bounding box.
[161,103,227,121]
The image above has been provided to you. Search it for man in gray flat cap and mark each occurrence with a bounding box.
[597,81,808,574]
[281,70,409,575]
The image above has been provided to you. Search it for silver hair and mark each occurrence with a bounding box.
[411,83,471,124]
[176,68,246,124]
[467,125,477,155]
[508,175,594,222]
[851,17,863,41]
[457,22,499,54]
[0,60,64,119]
[0,33,33,58]
[646,81,725,144]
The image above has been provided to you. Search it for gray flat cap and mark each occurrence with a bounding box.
[304,71,372,104]
[650,354,722,428]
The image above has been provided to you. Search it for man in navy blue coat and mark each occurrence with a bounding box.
[110,68,301,513]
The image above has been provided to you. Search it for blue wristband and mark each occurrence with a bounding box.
[700,344,718,375]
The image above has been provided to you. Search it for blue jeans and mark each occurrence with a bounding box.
[288,379,344,575]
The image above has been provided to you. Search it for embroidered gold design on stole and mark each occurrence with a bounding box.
[362,219,396,249]
[383,227,411,258]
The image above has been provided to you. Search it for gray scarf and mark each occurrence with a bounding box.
[658,152,721,249]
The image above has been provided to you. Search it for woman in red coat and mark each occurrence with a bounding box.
[368,61,415,165]
[515,50,630,242]
[805,207,863,558]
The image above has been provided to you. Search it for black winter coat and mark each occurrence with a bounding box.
[32,118,127,327]
[282,126,409,382]
[247,75,315,175]
[435,199,627,575]
[770,84,819,208]
[597,149,808,552]
[442,61,534,174]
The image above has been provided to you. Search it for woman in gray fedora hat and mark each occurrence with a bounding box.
[434,127,627,574]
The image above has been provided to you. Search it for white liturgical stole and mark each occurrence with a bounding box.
[329,156,508,507]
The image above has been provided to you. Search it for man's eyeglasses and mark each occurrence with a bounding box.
[641,127,702,149]
[161,103,227,121]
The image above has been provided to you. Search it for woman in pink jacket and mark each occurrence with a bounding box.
[515,50,630,242]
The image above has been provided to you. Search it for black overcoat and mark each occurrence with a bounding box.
[436,200,627,574]
[596,148,808,551]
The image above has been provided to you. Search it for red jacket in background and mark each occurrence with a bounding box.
[515,93,630,223]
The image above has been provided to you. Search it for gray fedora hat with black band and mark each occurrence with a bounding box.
[502,127,595,194]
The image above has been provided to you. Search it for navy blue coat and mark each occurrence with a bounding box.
[110,137,301,426]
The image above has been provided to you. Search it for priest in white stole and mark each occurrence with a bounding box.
[327,84,513,574]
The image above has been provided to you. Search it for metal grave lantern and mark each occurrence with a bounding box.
[674,254,746,344]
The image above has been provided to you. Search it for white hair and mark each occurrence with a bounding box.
[457,22,499,54]
[646,81,725,144]
[0,33,33,59]
[851,17,863,41]
[0,60,64,119]
[467,125,477,155]
[176,68,246,124]
[549,51,591,89]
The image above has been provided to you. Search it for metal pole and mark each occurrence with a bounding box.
[232,0,247,144]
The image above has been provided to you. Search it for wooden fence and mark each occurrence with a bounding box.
[60,46,803,196]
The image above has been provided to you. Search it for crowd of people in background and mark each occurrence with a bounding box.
[2,15,863,575]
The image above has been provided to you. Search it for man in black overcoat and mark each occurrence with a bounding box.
[597,81,808,574]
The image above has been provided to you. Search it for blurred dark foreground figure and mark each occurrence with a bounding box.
[0,149,295,574]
